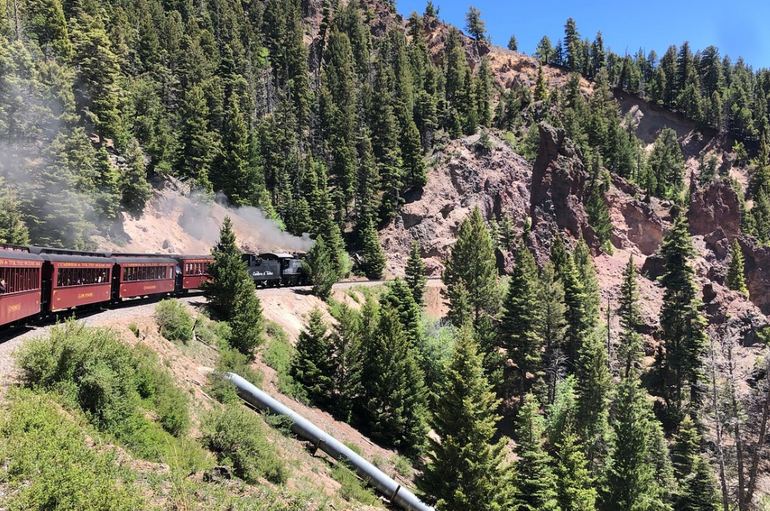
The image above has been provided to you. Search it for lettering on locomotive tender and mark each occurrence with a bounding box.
[252,271,274,277]
[77,292,94,299]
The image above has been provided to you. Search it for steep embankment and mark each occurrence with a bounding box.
[0,283,443,510]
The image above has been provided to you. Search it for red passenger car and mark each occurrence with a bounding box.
[0,249,43,326]
[178,256,213,290]
[41,254,114,311]
[115,257,177,299]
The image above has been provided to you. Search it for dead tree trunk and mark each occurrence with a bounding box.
[746,355,770,505]
[710,337,730,511]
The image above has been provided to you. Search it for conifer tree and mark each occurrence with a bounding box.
[539,263,568,404]
[604,376,673,511]
[476,58,493,127]
[464,6,486,43]
[329,303,363,421]
[654,215,708,425]
[670,416,720,511]
[586,155,613,250]
[546,375,578,447]
[304,236,337,299]
[71,14,125,141]
[205,217,243,319]
[499,244,543,398]
[574,329,611,474]
[726,239,749,297]
[177,84,216,191]
[514,393,560,511]
[206,217,264,357]
[419,326,512,511]
[360,219,386,279]
[507,35,518,52]
[443,207,499,327]
[560,252,590,365]
[405,240,427,305]
[217,90,253,205]
[120,140,152,217]
[555,433,597,511]
[381,279,423,351]
[574,239,601,325]
[0,182,29,244]
[291,309,335,405]
[648,128,685,199]
[536,36,555,64]
[360,303,427,453]
[229,276,264,356]
[618,256,645,377]
[355,130,380,228]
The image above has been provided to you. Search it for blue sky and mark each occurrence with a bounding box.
[395,0,770,70]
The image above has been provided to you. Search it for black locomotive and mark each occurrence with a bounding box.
[242,252,308,287]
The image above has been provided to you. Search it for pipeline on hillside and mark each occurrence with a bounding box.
[224,372,435,511]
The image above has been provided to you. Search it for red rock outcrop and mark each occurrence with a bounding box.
[688,180,742,239]
[379,133,532,276]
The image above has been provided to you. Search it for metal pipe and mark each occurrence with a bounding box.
[224,372,435,511]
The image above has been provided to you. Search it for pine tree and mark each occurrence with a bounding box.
[536,36,554,64]
[120,139,152,217]
[443,207,499,327]
[229,276,264,356]
[726,239,749,297]
[507,35,518,52]
[671,416,720,511]
[304,236,338,299]
[555,433,597,511]
[0,182,29,244]
[205,217,244,319]
[499,244,543,398]
[560,252,590,366]
[464,6,486,42]
[604,376,673,511]
[476,58,493,127]
[381,278,423,351]
[654,215,708,426]
[205,217,263,357]
[649,128,685,199]
[360,303,427,453]
[514,393,560,511]
[71,13,125,141]
[177,84,216,191]
[539,263,568,404]
[586,155,613,250]
[329,303,363,421]
[405,240,427,305]
[574,329,611,474]
[419,326,512,511]
[574,239,601,325]
[618,256,645,377]
[217,90,255,205]
[291,309,335,405]
[359,219,386,279]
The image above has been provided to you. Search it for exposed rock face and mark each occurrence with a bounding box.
[608,175,667,256]
[739,237,770,315]
[379,133,531,276]
[688,180,742,239]
[528,123,597,259]
[703,281,770,346]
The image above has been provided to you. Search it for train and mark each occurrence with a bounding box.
[0,245,307,329]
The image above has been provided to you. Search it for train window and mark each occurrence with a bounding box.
[56,267,110,287]
[122,265,172,281]
[0,266,40,294]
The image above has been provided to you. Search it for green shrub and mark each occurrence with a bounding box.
[155,299,194,343]
[393,455,414,478]
[330,463,379,506]
[15,322,192,458]
[208,347,264,404]
[196,318,232,349]
[0,390,144,511]
[262,329,305,400]
[203,404,288,484]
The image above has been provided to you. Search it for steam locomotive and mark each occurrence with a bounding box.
[242,252,308,287]
[0,245,307,329]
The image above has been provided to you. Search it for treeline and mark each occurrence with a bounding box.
[287,205,750,510]
[0,0,498,251]
[533,17,770,142]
